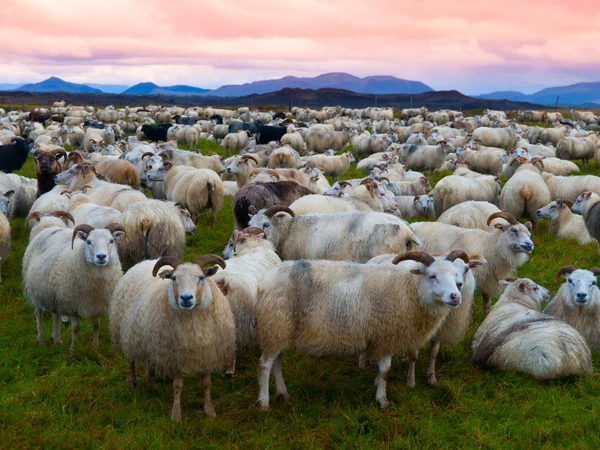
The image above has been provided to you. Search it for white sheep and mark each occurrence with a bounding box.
[305,151,355,179]
[109,255,235,420]
[536,200,595,244]
[571,191,600,252]
[431,174,500,216]
[394,194,435,218]
[438,201,502,230]
[541,172,600,202]
[0,190,12,283]
[500,159,551,222]
[472,278,592,379]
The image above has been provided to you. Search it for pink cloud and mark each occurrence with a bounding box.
[2,0,600,94]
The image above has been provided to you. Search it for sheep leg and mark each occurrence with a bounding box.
[483,294,492,315]
[91,317,100,347]
[427,340,441,385]
[51,313,63,344]
[35,308,46,346]
[226,355,236,376]
[147,367,156,389]
[128,361,137,388]
[406,349,418,388]
[0,257,2,283]
[68,315,80,352]
[203,372,216,417]
[358,353,367,369]
[272,353,289,400]
[171,374,183,421]
[257,352,279,410]
[375,356,392,408]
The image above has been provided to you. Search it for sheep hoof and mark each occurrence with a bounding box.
[225,369,236,377]
[52,337,63,345]
[127,377,137,389]
[406,380,416,389]
[38,338,47,347]
[92,338,99,348]
[204,406,216,418]
[256,400,270,410]
[427,374,437,385]
[276,392,290,402]
[377,397,390,409]
[171,410,182,421]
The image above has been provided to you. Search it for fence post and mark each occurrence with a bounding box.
[7,99,11,112]
[288,98,292,112]
[555,96,560,111]
[93,93,97,109]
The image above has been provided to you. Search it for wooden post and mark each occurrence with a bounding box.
[93,93,97,108]
[555,96,560,111]
[288,98,292,112]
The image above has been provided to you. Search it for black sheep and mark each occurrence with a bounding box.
[0,138,32,173]
[255,126,288,145]
[209,114,224,124]
[173,115,197,125]
[84,120,106,129]
[243,121,263,135]
[272,112,286,120]
[141,124,173,142]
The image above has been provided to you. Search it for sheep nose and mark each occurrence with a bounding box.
[520,242,533,252]
[577,292,588,301]
[96,254,107,262]
[180,294,194,307]
[536,210,542,217]
[226,168,233,174]
[450,293,460,301]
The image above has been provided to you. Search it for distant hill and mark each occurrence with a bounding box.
[204,72,433,97]
[0,83,24,91]
[86,83,130,94]
[13,77,101,93]
[478,82,600,106]
[123,82,209,96]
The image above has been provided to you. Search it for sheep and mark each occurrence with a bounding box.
[500,159,551,222]
[438,201,501,230]
[0,137,32,173]
[222,130,250,153]
[26,211,74,241]
[471,127,516,149]
[472,278,592,379]
[28,185,71,216]
[267,146,301,169]
[541,172,600,202]
[55,164,146,212]
[33,147,68,198]
[148,162,223,226]
[109,255,234,420]
[213,228,281,374]
[66,191,122,228]
[117,199,187,270]
[456,147,504,176]
[572,191,600,252]
[0,172,37,218]
[306,128,350,153]
[23,223,125,349]
[368,251,486,386]
[158,148,225,174]
[544,267,600,350]
[249,207,421,263]
[280,132,305,153]
[431,175,500,216]
[556,136,596,166]
[94,159,140,189]
[395,194,435,218]
[0,190,12,283]
[256,250,466,408]
[412,211,533,314]
[384,177,432,196]
[536,200,595,245]
[400,142,453,173]
[539,127,567,146]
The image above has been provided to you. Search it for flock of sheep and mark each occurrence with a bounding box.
[2,101,600,420]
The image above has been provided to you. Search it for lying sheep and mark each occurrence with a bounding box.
[432,174,500,216]
[472,278,592,379]
[256,250,467,408]
[214,227,282,374]
[109,255,235,420]
[305,151,355,179]
[572,191,600,252]
[395,194,435,218]
[413,212,533,314]
[23,223,125,349]
[249,207,420,263]
[536,200,595,244]
[544,266,600,350]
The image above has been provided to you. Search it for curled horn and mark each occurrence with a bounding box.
[104,223,126,235]
[26,211,42,224]
[173,201,187,211]
[141,152,155,160]
[60,189,73,195]
[510,156,526,167]
[530,157,544,168]
[152,256,182,277]
[240,226,267,236]
[445,250,469,263]
[50,211,74,224]
[487,211,518,226]
[589,268,600,277]
[264,205,295,218]
[158,151,170,161]
[339,181,352,188]
[52,149,68,161]
[554,266,576,282]
[67,152,84,164]
[71,224,95,249]
[392,250,435,266]
[376,177,390,183]
[241,154,259,164]
[194,254,227,270]
[266,169,280,180]
[360,178,373,186]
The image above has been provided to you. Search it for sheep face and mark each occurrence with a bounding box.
[415,195,434,215]
[142,156,164,185]
[500,278,550,305]
[248,209,270,231]
[175,205,196,235]
[226,156,254,177]
[162,265,215,311]
[75,228,124,267]
[494,222,534,255]
[368,182,398,212]
[411,259,463,309]
[536,201,561,220]
[561,270,599,306]
[54,164,80,185]
[573,191,599,215]
[0,190,14,215]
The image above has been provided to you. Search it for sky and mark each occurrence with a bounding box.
[2,0,600,95]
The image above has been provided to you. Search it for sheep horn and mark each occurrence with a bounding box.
[158,151,171,161]
[487,211,518,226]
[50,211,74,224]
[376,177,390,183]
[554,266,576,282]
[510,157,523,167]
[241,154,259,164]
[589,268,600,277]
[194,254,226,270]
[503,277,518,282]
[71,224,95,249]
[26,211,42,224]
[60,189,73,195]
[445,250,470,263]
[53,149,68,161]
[531,157,544,168]
[392,250,435,266]
[360,178,373,186]
[240,226,267,236]
[264,205,295,218]
[152,256,182,277]
[339,181,352,188]
[141,152,155,160]
[104,223,126,235]
[266,170,281,180]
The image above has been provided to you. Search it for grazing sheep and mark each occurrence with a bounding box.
[412,212,533,314]
[471,127,516,149]
[556,136,596,166]
[249,207,421,263]
[23,223,125,349]
[213,227,282,374]
[438,201,502,230]
[544,267,600,350]
[472,278,592,379]
[500,159,551,222]
[400,142,453,173]
[572,191,600,252]
[255,250,466,408]
[109,255,235,420]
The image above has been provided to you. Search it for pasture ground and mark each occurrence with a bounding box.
[2,140,600,448]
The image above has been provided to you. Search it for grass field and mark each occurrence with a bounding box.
[2,142,600,448]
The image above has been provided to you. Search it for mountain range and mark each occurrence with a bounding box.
[122,82,210,95]
[477,82,600,106]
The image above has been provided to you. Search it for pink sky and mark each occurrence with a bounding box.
[2,0,600,94]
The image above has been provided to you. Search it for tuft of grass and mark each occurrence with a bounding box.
[3,151,600,448]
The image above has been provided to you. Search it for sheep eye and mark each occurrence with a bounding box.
[429,275,436,280]
[109,239,114,244]
[568,279,573,284]
[593,281,597,286]
[171,275,177,282]
[534,286,539,291]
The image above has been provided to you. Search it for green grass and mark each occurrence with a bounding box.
[3,149,600,448]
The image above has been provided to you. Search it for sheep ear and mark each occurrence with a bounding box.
[248,205,257,215]
[410,268,423,276]
[76,231,89,242]
[158,269,174,279]
[498,280,511,288]
[524,221,532,231]
[204,266,219,277]
[468,259,486,269]
[111,231,125,242]
[494,223,507,231]
[518,281,527,292]
[4,190,14,198]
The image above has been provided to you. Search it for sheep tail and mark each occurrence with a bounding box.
[520,185,533,200]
